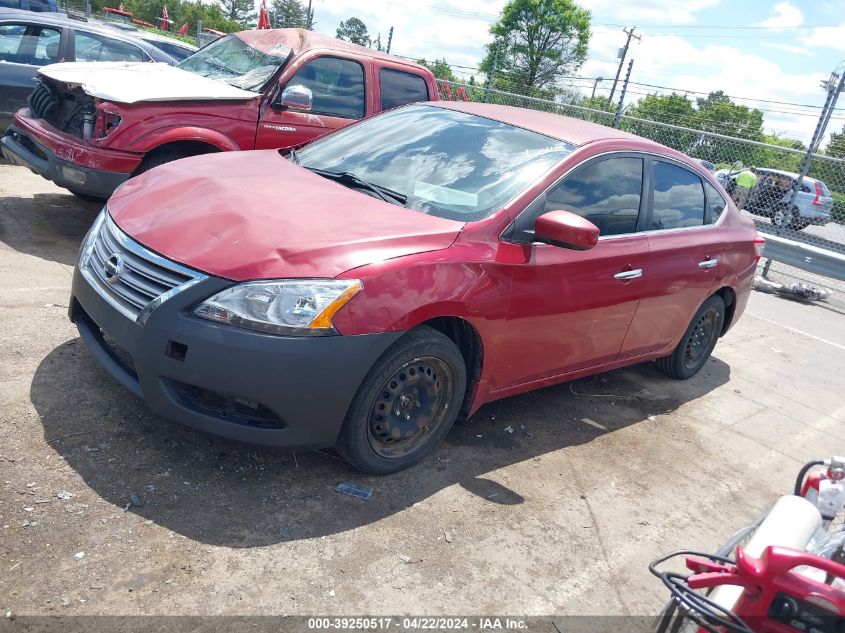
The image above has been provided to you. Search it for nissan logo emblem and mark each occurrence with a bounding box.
[104,253,125,284]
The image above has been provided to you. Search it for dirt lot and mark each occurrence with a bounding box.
[1,164,844,619]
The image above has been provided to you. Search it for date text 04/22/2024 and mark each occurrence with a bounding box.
[306,618,528,630]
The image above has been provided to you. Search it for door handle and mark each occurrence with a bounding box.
[698,258,719,269]
[614,268,643,280]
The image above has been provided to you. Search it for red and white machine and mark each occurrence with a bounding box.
[651,457,845,633]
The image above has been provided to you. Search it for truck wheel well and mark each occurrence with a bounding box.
[714,287,736,336]
[419,316,483,416]
[132,141,222,176]
[147,141,222,161]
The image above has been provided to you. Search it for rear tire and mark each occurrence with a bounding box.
[336,325,466,475]
[656,295,725,380]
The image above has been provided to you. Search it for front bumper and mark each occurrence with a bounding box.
[69,256,402,449]
[1,113,142,198]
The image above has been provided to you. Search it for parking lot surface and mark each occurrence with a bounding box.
[1,164,844,616]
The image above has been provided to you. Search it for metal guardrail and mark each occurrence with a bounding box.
[761,234,845,283]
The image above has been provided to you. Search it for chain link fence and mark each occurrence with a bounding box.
[438,81,845,304]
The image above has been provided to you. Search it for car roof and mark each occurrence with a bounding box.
[431,100,668,147]
[754,167,805,180]
[236,28,429,73]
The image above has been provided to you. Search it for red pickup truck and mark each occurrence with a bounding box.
[1,28,438,200]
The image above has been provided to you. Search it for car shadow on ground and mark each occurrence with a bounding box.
[31,340,730,547]
[0,193,100,266]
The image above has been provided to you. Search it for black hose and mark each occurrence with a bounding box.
[795,460,825,496]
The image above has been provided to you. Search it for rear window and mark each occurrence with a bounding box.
[703,181,727,224]
[819,180,832,197]
[379,68,429,111]
[151,40,194,62]
[651,161,706,229]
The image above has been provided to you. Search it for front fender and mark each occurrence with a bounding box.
[129,126,242,153]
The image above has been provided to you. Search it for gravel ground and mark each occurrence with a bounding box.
[1,165,844,623]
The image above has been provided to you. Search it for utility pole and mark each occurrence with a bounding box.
[608,27,640,107]
[590,76,603,101]
[305,0,313,29]
[484,40,501,103]
[386,26,394,54]
[613,59,634,128]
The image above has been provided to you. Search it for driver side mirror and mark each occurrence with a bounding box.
[275,84,313,111]
[533,210,599,250]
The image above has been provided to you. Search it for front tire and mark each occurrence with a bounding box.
[336,326,466,475]
[656,295,725,380]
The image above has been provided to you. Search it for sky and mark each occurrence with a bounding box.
[297,0,845,145]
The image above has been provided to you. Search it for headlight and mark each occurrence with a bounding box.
[79,209,106,266]
[193,279,362,336]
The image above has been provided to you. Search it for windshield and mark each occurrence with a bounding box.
[297,105,574,222]
[178,34,289,91]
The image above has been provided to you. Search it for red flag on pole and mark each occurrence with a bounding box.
[161,4,169,30]
[257,0,270,29]
[177,22,188,35]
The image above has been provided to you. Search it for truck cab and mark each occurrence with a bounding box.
[1,28,438,200]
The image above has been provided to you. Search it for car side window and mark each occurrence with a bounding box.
[651,161,706,230]
[287,56,365,119]
[0,24,61,65]
[74,31,145,62]
[0,0,21,7]
[703,181,727,225]
[542,157,644,236]
[379,68,429,111]
[28,0,52,11]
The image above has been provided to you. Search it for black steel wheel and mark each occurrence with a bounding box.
[367,356,455,459]
[656,295,725,380]
[336,326,466,474]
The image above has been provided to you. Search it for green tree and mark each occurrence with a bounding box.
[624,92,698,152]
[215,0,255,27]
[271,0,306,28]
[336,17,370,46]
[417,58,456,82]
[479,0,590,98]
[827,125,845,159]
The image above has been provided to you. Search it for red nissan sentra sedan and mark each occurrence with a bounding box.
[69,101,764,474]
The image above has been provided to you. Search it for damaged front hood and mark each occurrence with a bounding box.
[37,62,258,104]
[108,150,464,281]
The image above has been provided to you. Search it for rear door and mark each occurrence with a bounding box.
[620,158,726,358]
[376,65,431,111]
[494,155,650,388]
[0,21,65,130]
[255,54,369,150]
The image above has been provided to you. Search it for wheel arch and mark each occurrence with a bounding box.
[415,316,483,416]
[130,127,241,154]
[713,286,737,336]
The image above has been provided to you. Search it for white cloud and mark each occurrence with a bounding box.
[760,42,811,56]
[577,0,724,25]
[808,23,845,52]
[759,2,804,29]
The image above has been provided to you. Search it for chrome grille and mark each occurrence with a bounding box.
[80,211,206,323]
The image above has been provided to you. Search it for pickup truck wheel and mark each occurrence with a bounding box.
[135,151,185,175]
[68,189,107,204]
[336,325,466,475]
[655,295,725,380]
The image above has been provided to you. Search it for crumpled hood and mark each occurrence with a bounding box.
[38,62,258,103]
[108,150,464,281]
